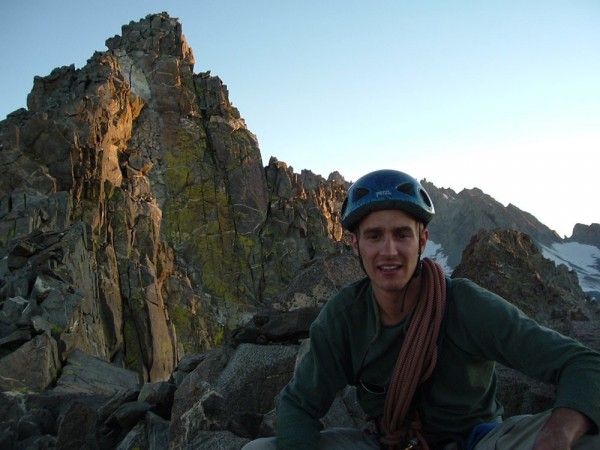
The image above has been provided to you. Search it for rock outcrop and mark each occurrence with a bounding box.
[452,228,595,333]
[569,223,600,248]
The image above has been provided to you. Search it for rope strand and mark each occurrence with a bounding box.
[379,258,447,450]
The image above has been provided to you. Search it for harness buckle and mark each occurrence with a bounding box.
[403,438,420,450]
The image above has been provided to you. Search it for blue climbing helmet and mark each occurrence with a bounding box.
[340,169,435,231]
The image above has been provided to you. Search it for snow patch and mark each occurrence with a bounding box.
[424,240,452,274]
[541,242,600,298]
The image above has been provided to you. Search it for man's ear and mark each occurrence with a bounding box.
[420,228,429,253]
[350,232,360,256]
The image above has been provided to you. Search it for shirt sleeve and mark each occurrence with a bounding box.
[451,278,600,433]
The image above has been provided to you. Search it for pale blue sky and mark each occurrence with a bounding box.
[2,1,599,237]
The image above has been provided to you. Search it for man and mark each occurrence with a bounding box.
[244,169,600,449]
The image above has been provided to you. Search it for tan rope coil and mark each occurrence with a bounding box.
[379,257,447,450]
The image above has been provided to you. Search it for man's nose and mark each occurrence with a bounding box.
[380,235,398,255]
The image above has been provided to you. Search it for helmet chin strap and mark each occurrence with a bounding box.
[413,223,425,278]
[357,247,366,274]
[413,252,423,278]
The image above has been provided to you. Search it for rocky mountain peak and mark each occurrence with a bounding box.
[453,228,596,333]
[106,12,195,66]
[423,181,564,268]
[569,223,600,248]
[0,12,351,389]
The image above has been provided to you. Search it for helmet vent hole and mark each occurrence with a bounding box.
[420,189,433,208]
[352,188,370,202]
[396,183,415,196]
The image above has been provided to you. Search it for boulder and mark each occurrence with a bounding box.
[0,333,60,392]
[54,350,140,396]
[169,343,298,447]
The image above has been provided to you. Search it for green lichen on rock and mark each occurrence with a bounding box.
[168,303,193,352]
[160,126,254,328]
[123,318,143,373]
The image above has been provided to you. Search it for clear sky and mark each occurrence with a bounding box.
[2,1,599,237]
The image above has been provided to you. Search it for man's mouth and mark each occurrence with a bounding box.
[378,265,400,272]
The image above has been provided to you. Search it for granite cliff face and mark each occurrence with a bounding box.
[0,13,348,388]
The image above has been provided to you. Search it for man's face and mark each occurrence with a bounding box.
[350,209,427,298]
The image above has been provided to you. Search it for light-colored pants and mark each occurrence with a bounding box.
[241,410,600,449]
[475,410,599,450]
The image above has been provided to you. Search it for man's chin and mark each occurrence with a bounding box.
[375,279,411,294]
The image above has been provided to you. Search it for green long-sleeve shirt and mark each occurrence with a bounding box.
[276,276,600,449]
